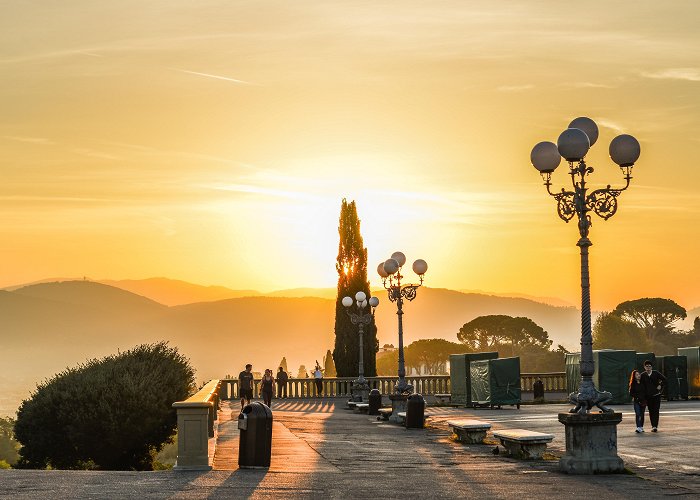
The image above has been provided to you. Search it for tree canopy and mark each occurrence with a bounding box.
[14,342,194,470]
[592,312,649,351]
[404,339,468,375]
[457,315,553,354]
[612,297,686,342]
[333,199,377,377]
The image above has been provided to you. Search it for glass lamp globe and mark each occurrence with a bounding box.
[342,296,353,308]
[383,258,399,275]
[390,251,406,267]
[355,291,367,303]
[557,128,590,162]
[568,117,599,147]
[609,134,640,167]
[368,296,379,308]
[412,259,428,275]
[377,262,389,278]
[531,141,561,173]
[360,300,368,308]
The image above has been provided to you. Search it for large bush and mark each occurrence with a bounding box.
[0,417,20,466]
[14,342,195,470]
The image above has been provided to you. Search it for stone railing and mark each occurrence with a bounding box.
[219,372,566,399]
[521,372,567,392]
[172,379,220,470]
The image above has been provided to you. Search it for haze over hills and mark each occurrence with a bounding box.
[2,278,698,417]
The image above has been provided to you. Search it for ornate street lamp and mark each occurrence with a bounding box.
[531,116,640,473]
[342,291,379,400]
[377,251,428,395]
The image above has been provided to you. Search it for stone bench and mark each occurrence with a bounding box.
[434,394,451,405]
[354,403,369,414]
[447,419,491,444]
[492,429,554,459]
[377,408,393,421]
[346,401,359,410]
[396,411,407,425]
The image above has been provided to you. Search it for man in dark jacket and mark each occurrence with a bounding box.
[277,367,289,398]
[641,360,667,432]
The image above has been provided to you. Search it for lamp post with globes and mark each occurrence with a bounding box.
[530,116,640,474]
[377,251,428,395]
[342,291,379,401]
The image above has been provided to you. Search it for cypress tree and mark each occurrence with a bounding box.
[332,199,378,377]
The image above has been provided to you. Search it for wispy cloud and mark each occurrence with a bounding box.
[565,82,616,89]
[173,69,255,85]
[642,68,700,82]
[72,148,120,161]
[2,135,55,145]
[596,119,625,134]
[496,84,534,92]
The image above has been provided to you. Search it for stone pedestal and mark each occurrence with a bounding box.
[351,384,370,402]
[558,412,624,474]
[388,394,408,424]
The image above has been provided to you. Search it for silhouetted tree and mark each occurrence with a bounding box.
[14,342,194,470]
[457,315,552,354]
[612,298,686,343]
[323,350,337,377]
[592,312,649,351]
[278,357,288,373]
[404,339,468,375]
[332,199,377,377]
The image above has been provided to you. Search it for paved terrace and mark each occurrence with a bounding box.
[1,399,699,499]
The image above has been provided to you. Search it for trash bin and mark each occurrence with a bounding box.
[368,389,382,415]
[405,393,425,429]
[238,402,273,468]
[533,379,545,403]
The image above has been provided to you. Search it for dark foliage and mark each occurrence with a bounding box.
[14,342,195,470]
[333,199,377,377]
[612,297,686,343]
[0,417,20,466]
[456,315,563,372]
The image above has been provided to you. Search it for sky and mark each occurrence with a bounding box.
[1,1,699,311]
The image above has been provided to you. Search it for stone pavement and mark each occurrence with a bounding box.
[1,398,698,499]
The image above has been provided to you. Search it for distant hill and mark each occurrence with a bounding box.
[459,289,575,308]
[99,277,260,306]
[0,280,585,417]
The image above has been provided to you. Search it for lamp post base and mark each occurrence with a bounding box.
[388,394,408,424]
[351,382,370,402]
[558,412,624,474]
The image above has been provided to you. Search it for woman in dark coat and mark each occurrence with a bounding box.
[629,369,646,433]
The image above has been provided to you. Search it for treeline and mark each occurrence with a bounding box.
[593,298,700,353]
[377,314,569,375]
[376,297,699,377]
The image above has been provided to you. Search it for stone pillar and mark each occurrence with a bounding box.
[172,402,213,470]
[388,394,408,424]
[558,412,624,474]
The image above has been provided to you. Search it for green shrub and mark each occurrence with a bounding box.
[0,417,20,466]
[14,342,195,470]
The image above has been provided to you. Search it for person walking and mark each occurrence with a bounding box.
[261,369,275,408]
[313,365,323,396]
[238,363,254,410]
[277,366,288,398]
[629,369,647,433]
[641,360,666,432]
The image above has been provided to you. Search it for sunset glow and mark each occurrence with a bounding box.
[2,1,699,310]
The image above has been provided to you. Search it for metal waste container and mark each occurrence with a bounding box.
[238,402,273,468]
[368,389,382,415]
[405,393,425,429]
[533,379,545,403]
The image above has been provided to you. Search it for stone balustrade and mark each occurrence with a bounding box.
[172,379,221,470]
[218,372,566,399]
